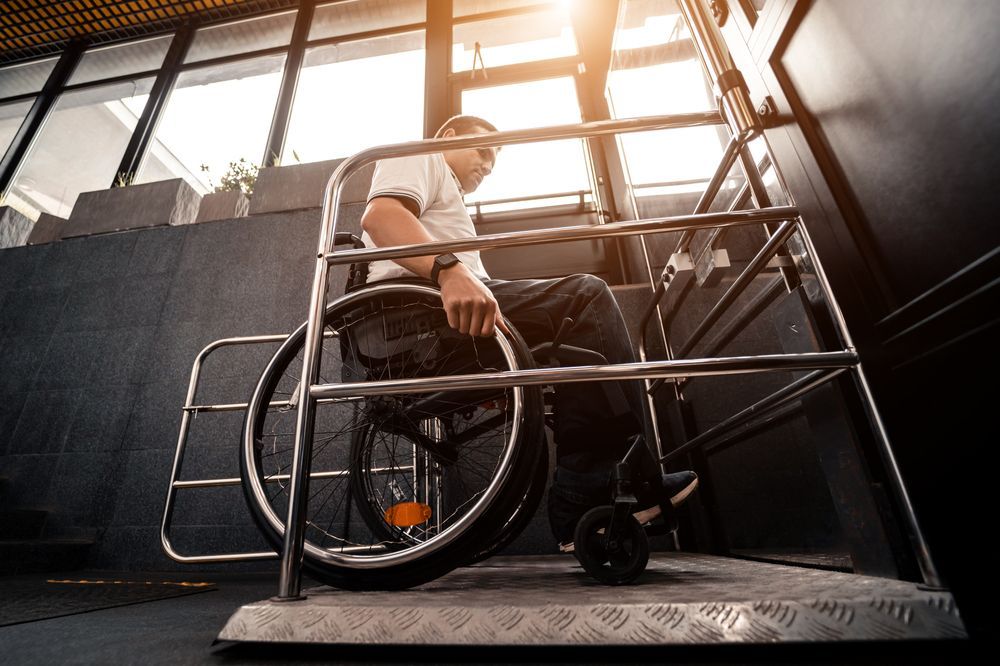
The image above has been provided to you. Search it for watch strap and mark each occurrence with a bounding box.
[431,253,460,285]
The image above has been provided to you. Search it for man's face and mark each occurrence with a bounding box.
[441,127,497,194]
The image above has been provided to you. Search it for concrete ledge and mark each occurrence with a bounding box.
[195,190,249,224]
[25,213,67,245]
[0,206,33,248]
[64,178,201,239]
[249,159,374,215]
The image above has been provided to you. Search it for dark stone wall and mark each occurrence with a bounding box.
[0,210,329,572]
[0,197,856,575]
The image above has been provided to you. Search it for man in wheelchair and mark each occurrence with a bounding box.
[359,115,698,553]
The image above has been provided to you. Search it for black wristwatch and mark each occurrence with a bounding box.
[431,253,461,285]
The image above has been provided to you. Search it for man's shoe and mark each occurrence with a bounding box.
[557,470,698,553]
[632,470,698,525]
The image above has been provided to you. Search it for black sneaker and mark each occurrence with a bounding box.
[632,470,699,526]
[555,470,698,553]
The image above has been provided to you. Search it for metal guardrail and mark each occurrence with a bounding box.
[161,0,940,595]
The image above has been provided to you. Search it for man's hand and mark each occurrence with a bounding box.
[437,263,509,338]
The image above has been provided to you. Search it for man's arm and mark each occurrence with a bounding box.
[360,197,507,337]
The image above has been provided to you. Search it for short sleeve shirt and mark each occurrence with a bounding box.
[361,153,489,283]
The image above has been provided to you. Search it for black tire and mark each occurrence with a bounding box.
[240,283,545,590]
[574,505,649,585]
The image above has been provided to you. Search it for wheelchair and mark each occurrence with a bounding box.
[239,234,671,590]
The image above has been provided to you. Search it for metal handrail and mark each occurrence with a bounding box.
[309,352,858,400]
[275,37,939,598]
[161,333,289,564]
[324,206,797,266]
[160,331,407,564]
[277,111,735,598]
[150,0,941,594]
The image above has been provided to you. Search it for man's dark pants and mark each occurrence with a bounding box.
[485,274,654,543]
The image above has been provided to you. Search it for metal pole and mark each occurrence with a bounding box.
[326,206,798,265]
[275,191,343,600]
[792,219,943,587]
[737,145,800,291]
[677,219,796,357]
[698,274,786,358]
[674,133,745,253]
[310,351,859,400]
[677,0,759,137]
[660,368,847,465]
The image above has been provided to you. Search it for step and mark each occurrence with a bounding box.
[0,509,49,539]
[219,553,966,645]
[0,539,93,575]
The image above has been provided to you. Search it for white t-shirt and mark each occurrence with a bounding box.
[361,153,490,283]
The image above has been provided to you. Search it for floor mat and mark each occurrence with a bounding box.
[0,576,217,627]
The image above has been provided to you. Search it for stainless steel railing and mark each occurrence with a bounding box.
[161,0,940,594]
[277,101,940,596]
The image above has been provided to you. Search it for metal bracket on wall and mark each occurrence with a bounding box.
[756,95,779,128]
[694,247,731,287]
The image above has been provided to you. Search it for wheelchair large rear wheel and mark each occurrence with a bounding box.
[240,283,545,589]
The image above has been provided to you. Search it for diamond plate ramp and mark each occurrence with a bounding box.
[217,553,965,645]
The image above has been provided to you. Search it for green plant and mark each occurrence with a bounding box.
[200,158,259,195]
[114,171,136,188]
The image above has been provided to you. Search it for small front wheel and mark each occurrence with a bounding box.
[574,505,649,585]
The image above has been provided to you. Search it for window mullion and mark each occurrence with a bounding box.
[113,23,195,188]
[263,2,315,168]
[0,40,85,199]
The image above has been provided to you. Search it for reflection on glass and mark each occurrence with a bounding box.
[185,11,296,63]
[68,35,173,86]
[0,98,32,157]
[607,0,721,197]
[0,57,58,99]
[284,32,425,164]
[309,0,424,41]
[461,77,591,209]
[452,7,575,72]
[134,54,286,194]
[7,79,153,220]
[453,0,540,17]
[613,0,688,50]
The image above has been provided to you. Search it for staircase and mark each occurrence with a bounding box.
[0,477,93,575]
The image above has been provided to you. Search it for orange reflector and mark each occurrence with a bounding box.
[384,501,432,527]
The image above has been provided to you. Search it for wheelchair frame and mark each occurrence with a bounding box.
[161,0,940,596]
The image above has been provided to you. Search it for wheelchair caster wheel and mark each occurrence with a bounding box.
[573,505,649,585]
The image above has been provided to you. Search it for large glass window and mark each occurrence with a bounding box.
[309,0,424,41]
[453,0,543,17]
[185,11,297,64]
[68,36,173,86]
[606,0,724,199]
[7,79,154,220]
[0,99,33,157]
[461,77,592,211]
[0,57,58,99]
[134,54,287,194]
[452,6,576,72]
[283,31,425,164]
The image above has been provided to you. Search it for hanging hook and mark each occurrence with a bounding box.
[471,41,488,81]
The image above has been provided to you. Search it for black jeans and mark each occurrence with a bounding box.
[486,275,653,541]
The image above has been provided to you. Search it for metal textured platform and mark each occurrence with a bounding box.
[217,553,966,645]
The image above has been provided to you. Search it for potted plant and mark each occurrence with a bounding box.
[195,158,257,223]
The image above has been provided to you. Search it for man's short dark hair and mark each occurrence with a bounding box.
[434,115,498,138]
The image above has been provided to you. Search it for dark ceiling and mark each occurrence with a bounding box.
[0,0,300,65]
